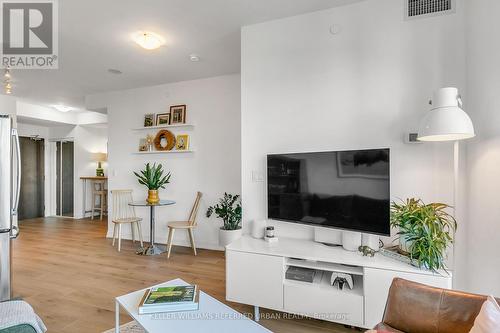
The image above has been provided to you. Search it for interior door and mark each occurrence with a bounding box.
[18,137,44,220]
[56,140,74,217]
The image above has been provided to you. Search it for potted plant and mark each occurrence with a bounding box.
[133,163,171,204]
[390,198,457,272]
[206,193,242,247]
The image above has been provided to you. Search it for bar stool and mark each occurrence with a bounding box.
[91,180,107,220]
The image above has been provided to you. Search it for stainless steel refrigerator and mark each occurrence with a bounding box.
[0,114,21,301]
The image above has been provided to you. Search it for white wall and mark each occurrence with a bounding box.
[464,0,500,296]
[0,95,16,116]
[17,101,108,125]
[241,0,466,285]
[49,124,108,218]
[90,74,241,250]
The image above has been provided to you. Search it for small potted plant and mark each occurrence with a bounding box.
[133,163,171,204]
[206,193,242,247]
[390,198,456,272]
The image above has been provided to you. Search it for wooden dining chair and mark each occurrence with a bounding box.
[111,190,143,252]
[91,180,107,220]
[166,192,203,259]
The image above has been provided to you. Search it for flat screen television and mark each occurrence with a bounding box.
[267,148,390,236]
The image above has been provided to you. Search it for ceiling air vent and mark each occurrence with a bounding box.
[406,0,455,19]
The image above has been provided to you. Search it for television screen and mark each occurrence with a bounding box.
[267,148,390,236]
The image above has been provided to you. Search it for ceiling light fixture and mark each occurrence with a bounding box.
[52,104,75,113]
[108,68,123,75]
[189,54,200,62]
[132,31,165,50]
[4,68,12,95]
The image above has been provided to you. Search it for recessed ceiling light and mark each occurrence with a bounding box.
[108,68,123,74]
[189,54,200,62]
[52,104,75,113]
[132,31,165,50]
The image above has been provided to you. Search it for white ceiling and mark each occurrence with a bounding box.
[10,0,363,111]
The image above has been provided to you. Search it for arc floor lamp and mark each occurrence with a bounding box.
[417,87,475,281]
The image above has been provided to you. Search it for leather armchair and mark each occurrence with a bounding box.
[374,278,500,333]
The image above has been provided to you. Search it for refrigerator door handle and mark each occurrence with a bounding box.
[10,225,19,239]
[11,128,20,238]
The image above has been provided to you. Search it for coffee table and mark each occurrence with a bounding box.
[115,278,272,333]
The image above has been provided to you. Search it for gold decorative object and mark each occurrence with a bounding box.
[153,130,176,151]
[147,190,160,204]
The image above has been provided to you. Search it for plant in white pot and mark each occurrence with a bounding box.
[206,193,242,247]
[390,198,456,272]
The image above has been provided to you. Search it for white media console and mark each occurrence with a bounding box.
[226,236,452,329]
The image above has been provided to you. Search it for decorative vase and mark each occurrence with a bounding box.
[250,219,267,239]
[147,190,160,204]
[219,227,242,247]
[399,234,413,254]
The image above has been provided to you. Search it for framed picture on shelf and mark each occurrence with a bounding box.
[138,138,148,151]
[144,113,155,127]
[170,105,186,124]
[175,134,189,151]
[156,113,171,125]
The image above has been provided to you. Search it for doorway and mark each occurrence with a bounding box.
[18,136,45,220]
[55,140,74,217]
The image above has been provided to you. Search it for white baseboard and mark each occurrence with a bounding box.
[105,230,224,252]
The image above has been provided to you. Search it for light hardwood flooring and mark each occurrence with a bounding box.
[12,217,355,333]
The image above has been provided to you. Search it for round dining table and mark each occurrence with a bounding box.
[129,200,176,256]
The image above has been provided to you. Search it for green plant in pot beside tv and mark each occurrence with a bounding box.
[390,198,456,272]
[133,163,171,204]
[206,193,242,247]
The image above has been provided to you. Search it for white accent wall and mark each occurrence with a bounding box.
[89,74,241,250]
[464,0,500,296]
[49,125,108,219]
[241,0,467,287]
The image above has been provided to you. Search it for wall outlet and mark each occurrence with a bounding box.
[404,132,423,144]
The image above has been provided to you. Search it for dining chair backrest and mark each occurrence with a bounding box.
[111,190,136,221]
[188,192,203,226]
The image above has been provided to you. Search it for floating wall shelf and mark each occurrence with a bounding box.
[132,124,194,131]
[132,150,194,155]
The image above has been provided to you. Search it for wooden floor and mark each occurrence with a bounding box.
[12,217,354,333]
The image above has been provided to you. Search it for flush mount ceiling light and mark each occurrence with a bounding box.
[52,104,75,113]
[132,31,165,50]
[189,54,200,62]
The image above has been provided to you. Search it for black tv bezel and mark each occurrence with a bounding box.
[266,148,391,236]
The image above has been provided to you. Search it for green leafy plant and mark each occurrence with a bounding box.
[133,163,171,190]
[390,198,457,272]
[206,193,242,230]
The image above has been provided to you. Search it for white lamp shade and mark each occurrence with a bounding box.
[417,87,475,142]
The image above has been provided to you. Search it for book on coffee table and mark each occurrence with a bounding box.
[138,285,199,314]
